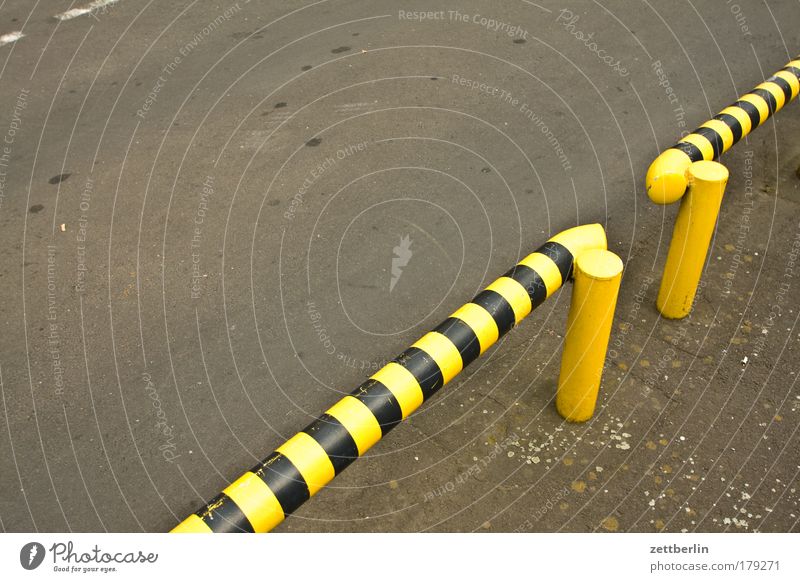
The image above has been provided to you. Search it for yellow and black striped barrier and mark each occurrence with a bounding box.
[647,55,800,205]
[172,224,607,533]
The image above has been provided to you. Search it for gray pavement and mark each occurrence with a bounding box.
[0,0,798,533]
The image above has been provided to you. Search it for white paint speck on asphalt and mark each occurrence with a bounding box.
[0,31,24,47]
[55,0,121,21]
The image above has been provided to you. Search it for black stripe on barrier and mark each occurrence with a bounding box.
[733,99,762,129]
[254,452,310,515]
[503,264,548,308]
[671,141,704,162]
[751,88,777,115]
[536,241,574,283]
[785,66,800,80]
[353,379,403,434]
[433,317,480,367]
[768,76,793,103]
[394,346,444,400]
[197,493,254,533]
[713,113,743,143]
[693,126,724,159]
[471,290,516,336]
[302,413,359,475]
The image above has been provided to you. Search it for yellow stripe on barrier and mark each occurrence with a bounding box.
[519,252,563,297]
[719,105,753,137]
[276,433,335,495]
[485,276,532,323]
[700,119,734,152]
[450,303,498,354]
[171,514,213,533]
[775,71,800,99]
[370,363,423,419]
[223,472,285,533]
[326,396,382,455]
[739,93,770,124]
[412,332,463,383]
[757,81,787,109]
[678,133,714,160]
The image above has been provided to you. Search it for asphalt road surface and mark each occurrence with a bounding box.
[0,0,799,533]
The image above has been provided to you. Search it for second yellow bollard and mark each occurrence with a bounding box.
[556,249,624,422]
[656,161,728,319]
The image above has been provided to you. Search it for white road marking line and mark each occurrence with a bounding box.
[0,31,24,47]
[54,0,121,21]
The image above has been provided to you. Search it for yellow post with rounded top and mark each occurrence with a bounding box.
[556,249,623,422]
[656,161,728,319]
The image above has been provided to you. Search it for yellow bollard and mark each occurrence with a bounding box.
[556,249,623,422]
[656,161,728,319]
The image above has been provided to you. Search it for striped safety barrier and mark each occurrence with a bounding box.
[172,223,608,533]
[647,54,800,205]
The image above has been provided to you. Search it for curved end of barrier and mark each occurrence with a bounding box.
[646,148,693,205]
[549,223,608,260]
